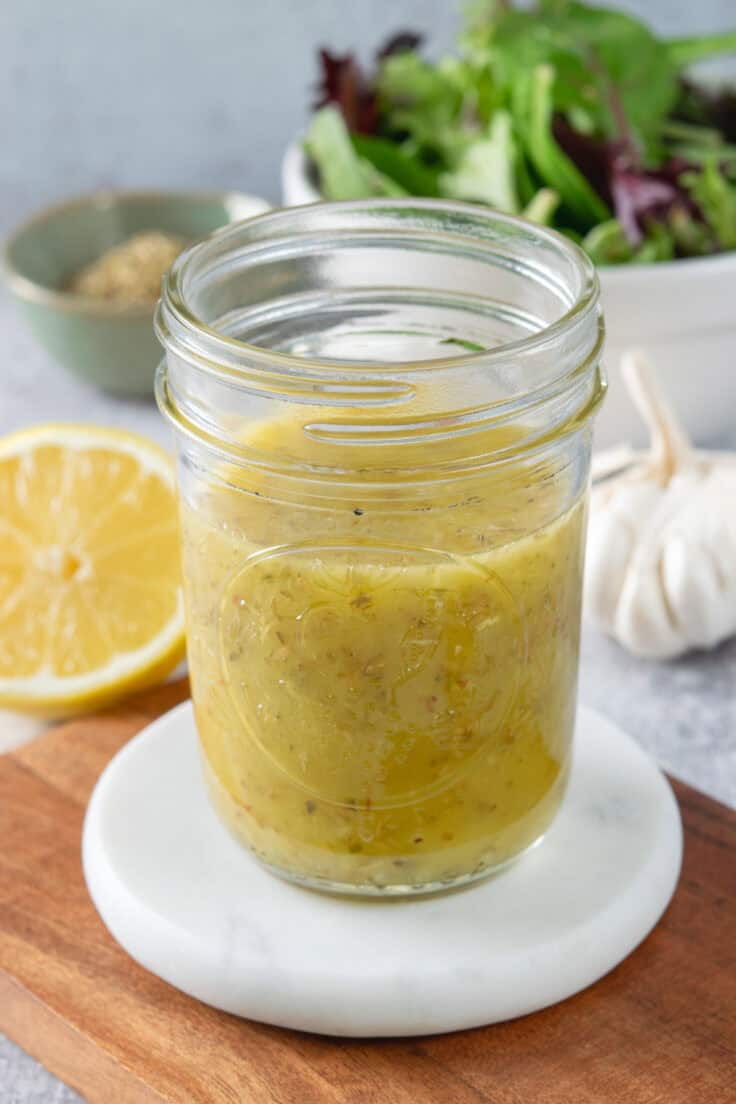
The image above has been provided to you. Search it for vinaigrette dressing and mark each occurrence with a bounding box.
[180,415,586,892]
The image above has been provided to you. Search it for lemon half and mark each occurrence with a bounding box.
[0,424,185,715]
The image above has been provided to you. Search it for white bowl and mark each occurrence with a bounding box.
[282,140,736,448]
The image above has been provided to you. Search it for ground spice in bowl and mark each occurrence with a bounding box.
[67,231,185,305]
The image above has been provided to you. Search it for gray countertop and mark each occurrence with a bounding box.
[1,287,734,1102]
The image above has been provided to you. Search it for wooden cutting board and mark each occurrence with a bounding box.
[1,679,734,1104]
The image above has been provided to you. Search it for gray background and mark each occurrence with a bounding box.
[2,0,736,235]
[2,1,735,1101]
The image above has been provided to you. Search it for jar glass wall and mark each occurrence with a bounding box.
[156,200,605,896]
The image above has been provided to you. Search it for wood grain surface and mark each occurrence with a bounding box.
[1,679,734,1104]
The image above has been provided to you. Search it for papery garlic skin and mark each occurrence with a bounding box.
[585,352,736,660]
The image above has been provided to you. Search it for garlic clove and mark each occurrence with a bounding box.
[611,470,710,658]
[586,482,659,628]
[614,572,686,659]
[660,474,736,649]
[612,523,688,660]
[662,534,726,650]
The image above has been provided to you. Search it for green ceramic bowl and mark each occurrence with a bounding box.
[2,190,271,396]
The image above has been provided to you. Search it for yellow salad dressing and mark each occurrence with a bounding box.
[180,413,586,892]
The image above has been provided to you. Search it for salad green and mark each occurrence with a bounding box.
[304,1,736,264]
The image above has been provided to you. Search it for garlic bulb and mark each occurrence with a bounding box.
[585,350,736,659]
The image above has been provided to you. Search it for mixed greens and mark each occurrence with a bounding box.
[304,1,736,264]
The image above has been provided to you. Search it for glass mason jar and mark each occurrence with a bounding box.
[156,200,605,896]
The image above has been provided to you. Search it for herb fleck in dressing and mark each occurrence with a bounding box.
[181,414,586,893]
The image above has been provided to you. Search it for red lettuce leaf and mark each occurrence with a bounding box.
[553,117,700,244]
[552,117,619,207]
[609,161,681,244]
[377,32,423,61]
[314,33,422,136]
[314,49,378,134]
[676,79,736,143]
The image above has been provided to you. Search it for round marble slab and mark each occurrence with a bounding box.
[83,702,682,1038]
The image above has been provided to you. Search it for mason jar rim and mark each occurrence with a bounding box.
[156,199,604,482]
[156,198,600,377]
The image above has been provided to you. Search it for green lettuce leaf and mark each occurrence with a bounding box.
[351,134,440,196]
[666,31,736,68]
[682,158,736,248]
[513,65,610,228]
[632,222,676,263]
[376,53,468,164]
[581,219,633,263]
[669,205,717,256]
[439,111,520,210]
[304,106,406,200]
[522,187,561,225]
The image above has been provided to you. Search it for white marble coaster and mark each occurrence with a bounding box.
[83,702,682,1038]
